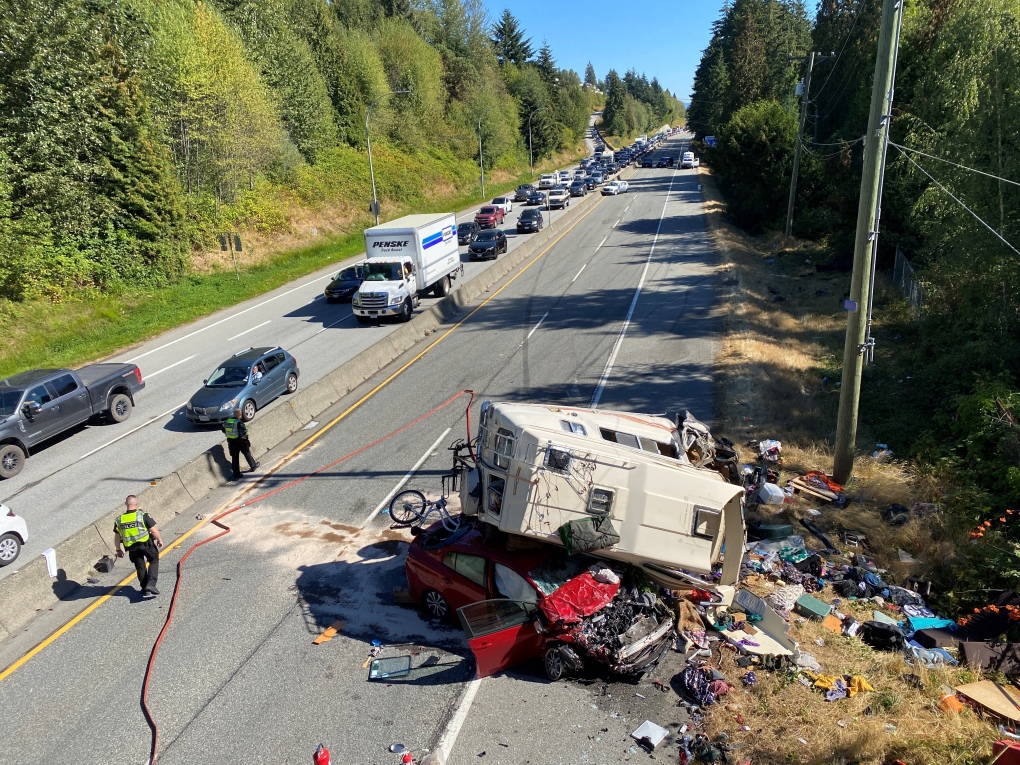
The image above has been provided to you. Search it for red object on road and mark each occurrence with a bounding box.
[401,753,413,764]
[313,744,331,765]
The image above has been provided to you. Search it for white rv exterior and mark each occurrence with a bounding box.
[461,401,746,597]
[353,214,460,322]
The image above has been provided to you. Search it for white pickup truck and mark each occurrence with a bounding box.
[352,213,462,323]
[681,151,700,169]
[538,173,557,189]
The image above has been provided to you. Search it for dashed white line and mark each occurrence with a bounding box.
[591,165,680,408]
[518,312,550,348]
[361,428,452,527]
[613,219,620,228]
[146,355,196,379]
[227,319,272,341]
[596,235,608,250]
[313,313,355,335]
[79,401,187,460]
[125,276,333,363]
[571,264,587,283]
[438,677,483,762]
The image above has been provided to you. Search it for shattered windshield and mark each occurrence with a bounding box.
[364,263,401,281]
[529,555,588,597]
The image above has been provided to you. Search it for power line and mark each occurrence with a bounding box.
[890,142,1020,188]
[813,0,866,103]
[893,143,1020,258]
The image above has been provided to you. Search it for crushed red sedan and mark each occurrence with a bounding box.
[404,521,674,680]
[473,205,505,229]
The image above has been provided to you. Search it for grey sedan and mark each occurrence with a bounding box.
[186,346,299,423]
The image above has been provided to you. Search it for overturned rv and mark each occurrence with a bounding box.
[458,402,746,599]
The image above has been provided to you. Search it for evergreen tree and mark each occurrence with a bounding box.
[602,70,627,136]
[584,62,598,89]
[490,9,532,66]
[535,41,557,87]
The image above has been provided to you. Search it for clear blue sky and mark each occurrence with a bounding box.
[479,1,727,103]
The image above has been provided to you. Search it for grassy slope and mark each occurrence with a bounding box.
[0,147,584,378]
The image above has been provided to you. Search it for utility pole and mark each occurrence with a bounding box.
[785,52,816,238]
[832,0,904,484]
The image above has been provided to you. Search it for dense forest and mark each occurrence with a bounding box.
[0,0,683,302]
[690,0,1020,596]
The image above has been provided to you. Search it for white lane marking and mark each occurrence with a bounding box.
[613,219,620,228]
[571,264,587,283]
[590,165,680,408]
[517,311,550,348]
[226,319,271,342]
[438,677,483,762]
[527,312,549,340]
[146,355,196,379]
[624,205,630,212]
[79,401,187,460]
[125,275,336,363]
[596,235,608,251]
[361,428,452,527]
[314,313,355,335]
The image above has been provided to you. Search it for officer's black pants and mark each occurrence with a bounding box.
[228,437,257,479]
[128,541,159,591]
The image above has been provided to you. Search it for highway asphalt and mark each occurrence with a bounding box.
[0,133,714,765]
[0,134,601,582]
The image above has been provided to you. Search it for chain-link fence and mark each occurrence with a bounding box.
[893,247,923,310]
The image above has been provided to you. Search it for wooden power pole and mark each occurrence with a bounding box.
[832,0,904,484]
[785,51,815,238]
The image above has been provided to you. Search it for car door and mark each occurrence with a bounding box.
[49,372,91,426]
[20,383,63,443]
[457,600,545,679]
[260,352,286,399]
[438,551,489,612]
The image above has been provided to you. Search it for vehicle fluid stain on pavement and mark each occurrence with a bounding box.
[221,505,463,648]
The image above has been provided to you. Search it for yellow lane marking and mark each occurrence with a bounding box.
[0,195,605,683]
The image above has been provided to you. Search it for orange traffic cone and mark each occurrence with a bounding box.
[313,744,330,765]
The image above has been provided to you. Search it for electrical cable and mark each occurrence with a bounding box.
[890,142,1020,187]
[893,143,1020,258]
[140,388,477,764]
[812,0,866,103]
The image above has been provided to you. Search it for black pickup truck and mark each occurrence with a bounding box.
[0,364,145,478]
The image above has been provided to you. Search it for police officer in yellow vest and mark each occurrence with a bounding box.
[114,494,163,596]
[224,407,259,481]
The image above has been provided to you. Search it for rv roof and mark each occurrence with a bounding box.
[487,402,683,456]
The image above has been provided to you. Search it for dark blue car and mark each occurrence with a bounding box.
[324,265,365,302]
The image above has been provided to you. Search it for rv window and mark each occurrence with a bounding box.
[486,475,505,516]
[636,436,679,458]
[560,420,587,436]
[545,447,571,473]
[493,428,515,470]
[693,506,722,540]
[599,428,640,449]
[588,486,615,515]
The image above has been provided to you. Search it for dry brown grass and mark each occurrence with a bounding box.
[698,168,999,764]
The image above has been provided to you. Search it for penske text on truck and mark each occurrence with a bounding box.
[352,213,462,323]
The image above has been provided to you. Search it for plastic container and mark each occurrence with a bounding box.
[938,693,963,715]
[757,483,785,505]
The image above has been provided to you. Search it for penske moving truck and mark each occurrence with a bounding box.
[352,213,462,323]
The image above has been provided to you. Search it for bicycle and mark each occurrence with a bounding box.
[388,489,462,532]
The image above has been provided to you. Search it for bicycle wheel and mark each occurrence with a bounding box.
[389,490,428,525]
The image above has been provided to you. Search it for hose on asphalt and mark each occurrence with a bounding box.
[140,389,477,763]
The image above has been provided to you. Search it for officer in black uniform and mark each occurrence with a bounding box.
[224,407,259,481]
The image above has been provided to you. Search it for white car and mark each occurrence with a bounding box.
[538,173,557,189]
[490,197,513,214]
[558,171,571,182]
[601,180,628,195]
[0,503,28,566]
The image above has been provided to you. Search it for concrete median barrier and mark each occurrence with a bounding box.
[0,162,637,636]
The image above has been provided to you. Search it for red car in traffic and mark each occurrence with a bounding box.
[473,205,505,229]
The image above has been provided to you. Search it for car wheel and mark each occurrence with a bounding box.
[433,275,451,297]
[0,444,26,479]
[423,589,450,621]
[400,298,413,322]
[544,646,567,681]
[0,532,21,566]
[107,392,132,424]
[241,399,257,422]
[285,372,298,394]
